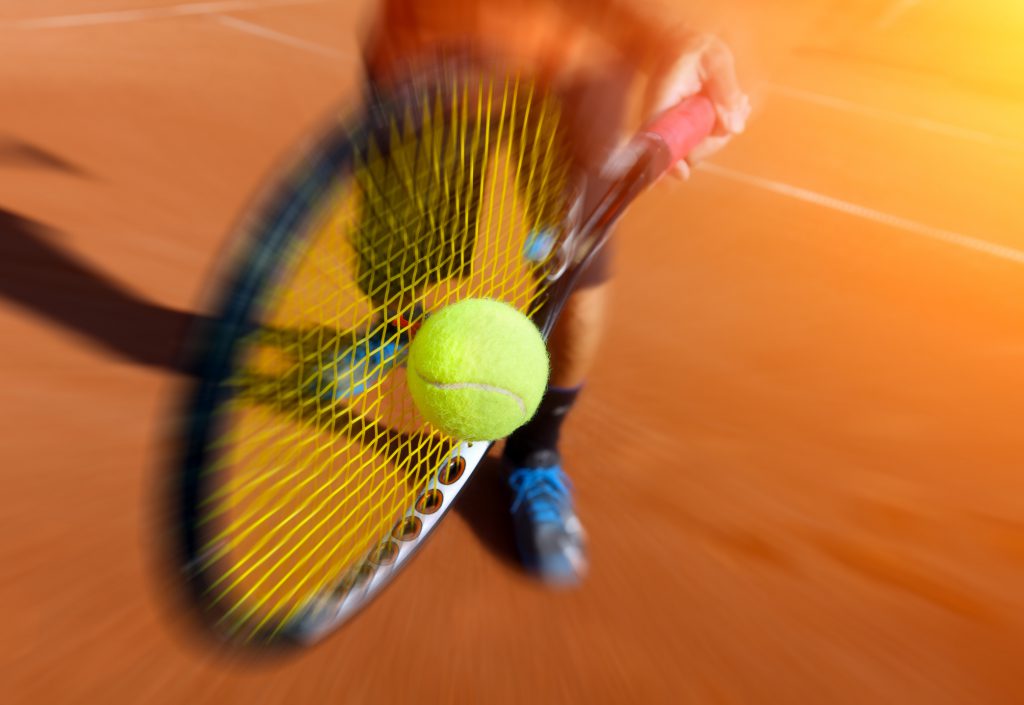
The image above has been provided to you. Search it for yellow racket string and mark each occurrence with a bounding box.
[198,72,569,639]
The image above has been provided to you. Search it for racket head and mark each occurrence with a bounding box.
[176,59,581,645]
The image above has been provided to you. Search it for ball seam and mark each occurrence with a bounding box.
[415,376,527,415]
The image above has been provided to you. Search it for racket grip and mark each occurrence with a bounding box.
[643,94,716,167]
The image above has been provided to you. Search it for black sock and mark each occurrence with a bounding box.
[503,385,582,467]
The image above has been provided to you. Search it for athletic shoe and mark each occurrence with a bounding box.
[505,450,588,586]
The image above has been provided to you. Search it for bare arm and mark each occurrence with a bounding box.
[561,0,750,175]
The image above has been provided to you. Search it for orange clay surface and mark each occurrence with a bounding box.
[3,1,1024,703]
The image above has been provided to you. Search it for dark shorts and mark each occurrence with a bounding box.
[554,62,633,288]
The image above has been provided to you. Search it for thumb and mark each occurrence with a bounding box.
[699,41,749,134]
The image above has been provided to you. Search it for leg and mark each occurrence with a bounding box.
[548,278,611,389]
[503,60,633,585]
[500,262,613,587]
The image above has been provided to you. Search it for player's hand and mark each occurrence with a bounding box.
[644,34,750,179]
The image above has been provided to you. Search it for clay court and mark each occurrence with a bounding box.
[3,1,1024,702]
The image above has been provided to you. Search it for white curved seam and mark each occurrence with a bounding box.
[422,380,526,415]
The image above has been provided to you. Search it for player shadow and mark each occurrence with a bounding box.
[0,136,94,177]
[0,208,199,373]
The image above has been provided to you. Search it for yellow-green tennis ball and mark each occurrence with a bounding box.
[407,298,549,441]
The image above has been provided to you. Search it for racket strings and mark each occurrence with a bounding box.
[201,72,571,639]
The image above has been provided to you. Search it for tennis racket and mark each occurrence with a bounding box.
[175,55,714,646]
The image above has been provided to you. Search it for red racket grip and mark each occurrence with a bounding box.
[643,94,716,167]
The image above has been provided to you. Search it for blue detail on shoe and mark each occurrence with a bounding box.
[523,229,557,263]
[506,459,588,585]
[509,467,571,523]
[317,324,409,401]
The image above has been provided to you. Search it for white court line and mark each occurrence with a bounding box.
[700,162,1024,266]
[764,83,1024,152]
[5,0,324,30]
[217,15,345,58]
[875,0,923,30]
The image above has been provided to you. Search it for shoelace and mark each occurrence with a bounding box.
[508,467,573,525]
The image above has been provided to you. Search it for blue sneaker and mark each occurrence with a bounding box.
[316,321,410,401]
[505,451,588,586]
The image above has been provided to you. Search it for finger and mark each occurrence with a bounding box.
[720,93,751,135]
[670,159,692,181]
[698,41,750,134]
[699,40,743,109]
[686,134,733,165]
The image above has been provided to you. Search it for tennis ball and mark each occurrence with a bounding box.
[406,298,549,441]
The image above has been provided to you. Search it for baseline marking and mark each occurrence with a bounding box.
[217,14,346,59]
[700,162,1024,266]
[764,83,1024,152]
[6,0,325,30]
[875,0,923,30]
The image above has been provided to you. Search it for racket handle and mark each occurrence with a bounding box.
[643,94,716,168]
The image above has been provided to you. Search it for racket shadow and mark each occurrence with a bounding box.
[451,453,522,568]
